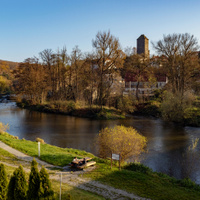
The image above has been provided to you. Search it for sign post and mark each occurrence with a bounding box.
[112,153,120,170]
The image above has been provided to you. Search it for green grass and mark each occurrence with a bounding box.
[1,132,200,200]
[0,149,104,200]
[0,132,94,166]
[83,163,200,200]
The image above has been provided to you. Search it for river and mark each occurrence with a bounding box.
[1,101,200,183]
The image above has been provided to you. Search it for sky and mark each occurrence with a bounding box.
[0,0,200,62]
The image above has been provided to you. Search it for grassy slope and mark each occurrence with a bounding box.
[0,147,104,200]
[0,133,200,200]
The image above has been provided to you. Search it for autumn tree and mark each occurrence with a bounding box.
[14,58,48,104]
[152,33,200,96]
[97,125,147,166]
[92,30,125,107]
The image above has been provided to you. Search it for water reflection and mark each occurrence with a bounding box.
[0,102,200,183]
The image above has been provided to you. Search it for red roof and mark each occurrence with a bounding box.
[125,72,167,82]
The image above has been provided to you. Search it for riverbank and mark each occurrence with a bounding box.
[17,100,126,120]
[0,132,200,200]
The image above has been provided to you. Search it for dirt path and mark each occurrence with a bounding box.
[0,141,150,200]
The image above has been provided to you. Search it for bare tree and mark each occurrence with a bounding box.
[92,30,125,107]
[152,33,200,96]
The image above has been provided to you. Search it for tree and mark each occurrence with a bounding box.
[97,125,147,165]
[7,173,15,200]
[0,164,8,200]
[14,58,48,104]
[92,30,125,107]
[40,167,54,199]
[27,158,41,200]
[14,165,27,200]
[70,46,83,101]
[152,33,200,96]
[123,53,151,100]
[7,165,27,200]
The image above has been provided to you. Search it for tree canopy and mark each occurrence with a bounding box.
[97,125,147,162]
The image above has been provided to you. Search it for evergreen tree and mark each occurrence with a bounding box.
[7,165,27,200]
[0,163,8,200]
[7,174,15,200]
[27,158,41,200]
[40,166,54,199]
[14,165,27,200]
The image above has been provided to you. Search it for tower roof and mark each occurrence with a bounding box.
[137,34,149,40]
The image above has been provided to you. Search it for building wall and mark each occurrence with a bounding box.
[137,34,149,57]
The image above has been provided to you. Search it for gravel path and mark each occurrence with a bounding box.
[0,141,150,200]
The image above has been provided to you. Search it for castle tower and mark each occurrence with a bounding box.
[137,34,149,57]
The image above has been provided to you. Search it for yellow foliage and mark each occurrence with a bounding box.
[97,125,147,162]
[0,122,9,134]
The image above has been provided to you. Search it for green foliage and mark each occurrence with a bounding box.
[7,174,15,200]
[123,162,153,174]
[117,95,135,113]
[0,164,8,200]
[27,158,41,200]
[7,165,27,200]
[40,167,54,199]
[160,91,195,123]
[179,178,200,191]
[14,165,27,200]
[184,107,200,126]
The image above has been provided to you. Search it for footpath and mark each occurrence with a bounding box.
[0,140,150,200]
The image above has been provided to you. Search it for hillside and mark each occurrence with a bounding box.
[0,59,19,70]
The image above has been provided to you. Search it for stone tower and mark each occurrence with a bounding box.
[137,34,149,57]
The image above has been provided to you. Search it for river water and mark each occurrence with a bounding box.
[1,101,200,183]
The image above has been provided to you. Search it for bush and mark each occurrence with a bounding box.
[0,122,9,134]
[123,162,153,174]
[160,91,195,123]
[27,158,41,200]
[40,167,54,199]
[0,164,8,200]
[36,137,45,144]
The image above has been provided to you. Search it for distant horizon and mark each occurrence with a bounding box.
[1,0,200,62]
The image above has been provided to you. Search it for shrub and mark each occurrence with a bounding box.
[36,137,45,144]
[0,122,9,134]
[0,164,8,200]
[124,162,153,174]
[27,158,41,200]
[40,167,54,199]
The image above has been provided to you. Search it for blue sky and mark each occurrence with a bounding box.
[0,0,200,62]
